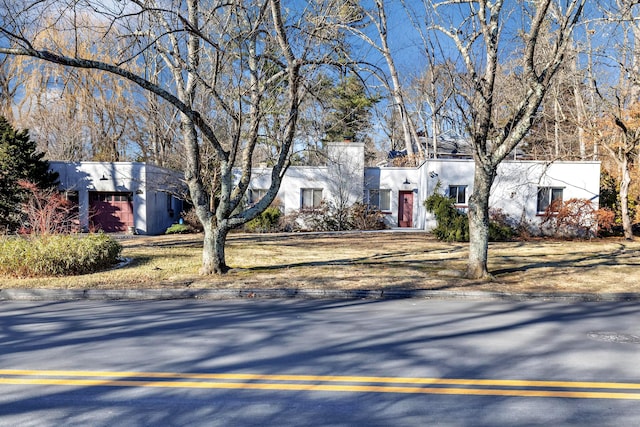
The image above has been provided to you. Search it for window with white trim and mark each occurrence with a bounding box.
[249,188,267,205]
[449,185,467,205]
[367,189,392,211]
[301,188,323,209]
[537,187,563,213]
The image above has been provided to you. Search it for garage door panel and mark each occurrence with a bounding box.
[90,192,134,232]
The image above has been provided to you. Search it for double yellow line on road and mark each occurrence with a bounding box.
[2,369,640,400]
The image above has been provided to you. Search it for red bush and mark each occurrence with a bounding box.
[541,198,611,238]
[18,180,79,235]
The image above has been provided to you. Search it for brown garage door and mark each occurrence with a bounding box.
[89,192,134,232]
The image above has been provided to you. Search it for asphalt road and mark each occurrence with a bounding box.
[1,298,640,426]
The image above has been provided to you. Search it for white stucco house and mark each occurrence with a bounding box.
[48,141,601,235]
[249,142,601,232]
[49,161,185,235]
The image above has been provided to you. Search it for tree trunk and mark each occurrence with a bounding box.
[200,225,230,275]
[620,154,634,241]
[466,163,496,279]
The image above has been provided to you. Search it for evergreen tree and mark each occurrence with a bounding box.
[0,116,59,231]
[324,74,378,143]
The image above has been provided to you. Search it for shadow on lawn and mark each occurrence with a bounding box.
[119,232,640,292]
[231,239,640,293]
[490,242,640,276]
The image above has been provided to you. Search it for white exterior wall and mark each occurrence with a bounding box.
[327,142,365,208]
[248,144,601,232]
[50,162,184,235]
[249,142,365,213]
[143,164,185,234]
[492,160,601,231]
[249,166,333,213]
[365,167,420,227]
[418,159,601,231]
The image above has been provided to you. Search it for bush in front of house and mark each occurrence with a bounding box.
[488,208,516,241]
[348,202,388,230]
[540,198,612,238]
[424,191,470,241]
[281,201,388,232]
[293,201,338,231]
[18,180,79,235]
[424,191,515,242]
[180,208,204,232]
[0,233,122,277]
[244,206,282,233]
[165,223,194,234]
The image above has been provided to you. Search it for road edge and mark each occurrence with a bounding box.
[2,288,640,302]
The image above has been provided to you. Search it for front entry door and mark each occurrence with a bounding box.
[398,191,413,227]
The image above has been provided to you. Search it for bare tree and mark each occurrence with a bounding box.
[428,0,585,278]
[340,0,424,162]
[5,13,149,161]
[522,39,594,162]
[590,0,640,240]
[0,54,22,121]
[404,61,456,158]
[1,0,341,274]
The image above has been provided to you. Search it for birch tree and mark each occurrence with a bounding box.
[1,0,341,274]
[429,0,585,278]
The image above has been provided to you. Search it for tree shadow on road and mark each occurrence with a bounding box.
[1,298,640,425]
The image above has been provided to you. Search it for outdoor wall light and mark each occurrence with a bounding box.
[99,174,109,181]
[429,171,438,178]
[403,178,410,185]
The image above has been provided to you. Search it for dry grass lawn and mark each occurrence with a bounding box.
[3,232,640,294]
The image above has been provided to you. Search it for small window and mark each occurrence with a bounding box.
[65,191,80,215]
[301,188,323,209]
[449,185,467,205]
[90,192,132,202]
[249,189,267,205]
[367,189,392,211]
[537,187,563,213]
[65,191,79,205]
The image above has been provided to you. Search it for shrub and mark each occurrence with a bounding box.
[348,203,388,230]
[165,223,194,234]
[424,186,515,242]
[595,207,616,235]
[424,191,469,242]
[245,206,282,233]
[489,208,515,241]
[180,208,204,232]
[0,233,122,277]
[281,201,389,232]
[293,201,338,231]
[18,180,79,235]
[540,198,605,238]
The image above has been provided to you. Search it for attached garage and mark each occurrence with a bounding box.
[50,162,186,235]
[89,192,134,232]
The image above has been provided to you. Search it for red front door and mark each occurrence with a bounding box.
[398,191,413,227]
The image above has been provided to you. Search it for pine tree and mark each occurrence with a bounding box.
[0,116,59,231]
[324,74,378,143]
